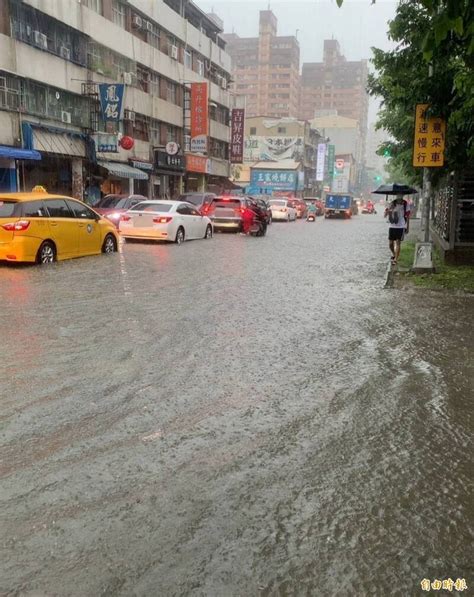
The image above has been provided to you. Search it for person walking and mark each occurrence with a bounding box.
[385,194,410,264]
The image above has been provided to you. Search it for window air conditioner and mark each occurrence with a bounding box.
[124,109,136,122]
[221,78,227,89]
[34,31,48,50]
[61,111,72,124]
[122,72,133,85]
[170,45,178,60]
[60,46,71,60]
[146,21,154,32]
[132,15,143,28]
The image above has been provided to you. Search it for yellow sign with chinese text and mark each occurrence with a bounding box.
[413,103,446,167]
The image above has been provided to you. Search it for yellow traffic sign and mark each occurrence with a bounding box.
[413,103,446,167]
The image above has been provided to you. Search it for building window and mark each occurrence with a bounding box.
[249,127,257,135]
[134,115,149,142]
[82,0,102,14]
[167,81,176,104]
[147,22,161,50]
[184,49,192,69]
[112,1,126,28]
[277,127,286,134]
[150,72,160,96]
[137,65,150,93]
[197,59,205,77]
[167,125,177,143]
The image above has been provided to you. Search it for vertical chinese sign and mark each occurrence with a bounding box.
[98,84,124,122]
[190,83,208,153]
[413,104,446,167]
[230,108,245,163]
[327,144,335,182]
[316,143,326,181]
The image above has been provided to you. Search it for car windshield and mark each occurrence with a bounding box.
[97,195,128,209]
[178,194,202,206]
[269,200,286,206]
[131,202,172,212]
[0,201,18,217]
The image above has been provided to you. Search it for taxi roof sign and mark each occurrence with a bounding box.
[32,185,47,193]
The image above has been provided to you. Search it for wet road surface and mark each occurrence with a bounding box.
[1,214,473,596]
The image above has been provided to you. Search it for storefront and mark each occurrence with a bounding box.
[185,155,231,193]
[21,122,89,198]
[154,151,185,199]
[129,159,153,197]
[0,146,41,192]
[97,161,149,196]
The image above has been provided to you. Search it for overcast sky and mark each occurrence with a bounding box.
[196,0,398,123]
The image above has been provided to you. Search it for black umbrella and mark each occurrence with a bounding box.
[372,183,418,195]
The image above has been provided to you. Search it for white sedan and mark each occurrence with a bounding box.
[119,200,213,244]
[268,199,297,221]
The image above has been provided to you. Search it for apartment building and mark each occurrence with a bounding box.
[223,10,300,119]
[300,39,369,161]
[0,0,232,199]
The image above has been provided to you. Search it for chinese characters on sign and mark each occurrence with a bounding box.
[250,169,298,191]
[421,578,467,592]
[230,108,245,164]
[98,84,124,122]
[413,104,446,167]
[327,144,335,182]
[92,133,118,153]
[190,83,208,154]
[316,143,326,182]
[185,154,210,174]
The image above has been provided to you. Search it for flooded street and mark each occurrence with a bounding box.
[1,214,473,596]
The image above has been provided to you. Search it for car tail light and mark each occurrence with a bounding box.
[281,208,287,212]
[153,216,173,224]
[234,207,245,215]
[120,215,131,222]
[2,220,30,231]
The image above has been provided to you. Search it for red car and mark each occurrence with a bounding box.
[93,194,148,227]
[288,198,307,218]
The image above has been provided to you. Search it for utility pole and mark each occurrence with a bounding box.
[423,167,430,242]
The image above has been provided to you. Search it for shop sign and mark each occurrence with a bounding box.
[98,84,125,122]
[130,160,153,171]
[155,151,185,171]
[92,132,118,153]
[316,143,326,182]
[230,108,245,163]
[327,144,335,181]
[166,142,180,155]
[186,154,209,174]
[250,169,298,191]
[413,103,446,167]
[190,83,208,153]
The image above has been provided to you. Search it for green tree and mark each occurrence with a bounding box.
[338,0,474,185]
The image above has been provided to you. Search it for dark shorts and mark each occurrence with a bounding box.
[389,228,404,241]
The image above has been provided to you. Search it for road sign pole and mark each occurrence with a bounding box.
[423,167,430,242]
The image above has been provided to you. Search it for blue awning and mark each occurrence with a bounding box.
[0,146,41,160]
[98,160,149,180]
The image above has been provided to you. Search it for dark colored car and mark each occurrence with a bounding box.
[94,194,147,227]
[249,196,272,224]
[177,192,217,215]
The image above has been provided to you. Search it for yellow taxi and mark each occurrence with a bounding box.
[0,188,119,264]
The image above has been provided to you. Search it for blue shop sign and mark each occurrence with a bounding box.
[250,169,298,191]
[99,84,125,122]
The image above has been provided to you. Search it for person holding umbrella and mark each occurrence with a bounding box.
[385,194,410,264]
[373,183,417,265]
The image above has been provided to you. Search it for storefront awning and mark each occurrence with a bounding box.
[0,146,41,160]
[98,161,149,180]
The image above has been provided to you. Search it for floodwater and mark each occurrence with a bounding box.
[1,213,473,596]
